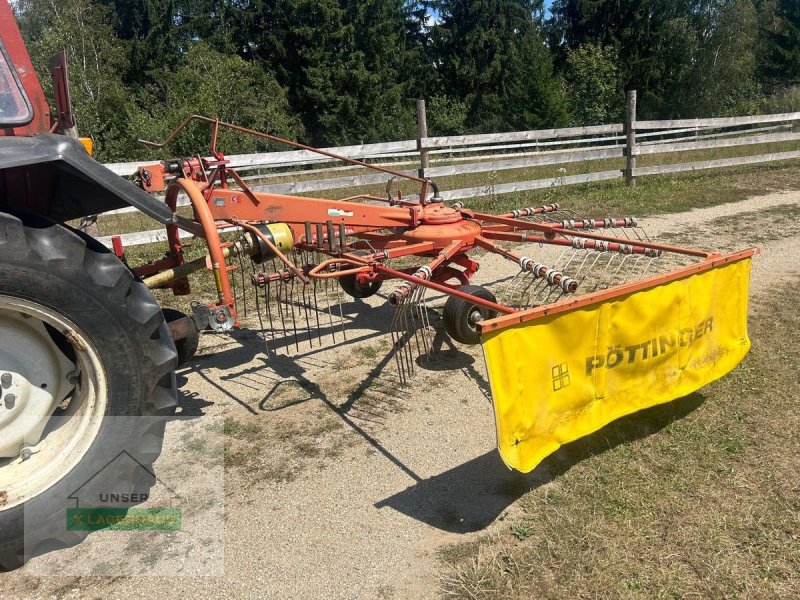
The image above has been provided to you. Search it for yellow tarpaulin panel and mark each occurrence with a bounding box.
[482,257,752,473]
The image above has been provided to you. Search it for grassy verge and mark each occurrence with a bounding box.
[438,284,800,599]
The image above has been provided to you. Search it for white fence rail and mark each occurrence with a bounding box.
[98,91,800,248]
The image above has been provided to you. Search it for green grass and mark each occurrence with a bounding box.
[437,285,800,599]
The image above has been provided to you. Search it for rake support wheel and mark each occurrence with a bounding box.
[339,274,383,299]
[443,285,498,346]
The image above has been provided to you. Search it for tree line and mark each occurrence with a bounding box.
[14,0,800,161]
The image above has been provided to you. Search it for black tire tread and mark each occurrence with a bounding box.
[0,212,178,570]
[443,284,498,345]
[339,273,383,299]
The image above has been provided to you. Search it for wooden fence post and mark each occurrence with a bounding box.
[626,90,637,187]
[416,99,430,179]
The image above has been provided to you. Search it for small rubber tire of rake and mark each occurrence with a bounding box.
[443,285,498,346]
[338,274,383,299]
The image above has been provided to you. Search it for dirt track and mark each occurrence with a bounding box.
[2,190,799,599]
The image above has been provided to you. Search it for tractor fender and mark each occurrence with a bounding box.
[0,134,186,227]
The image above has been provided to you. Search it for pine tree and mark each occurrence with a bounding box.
[548,0,703,117]
[432,0,567,132]
[764,0,800,85]
[227,0,419,145]
[98,0,182,85]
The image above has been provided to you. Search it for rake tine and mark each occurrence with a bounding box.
[277,276,290,351]
[264,279,275,347]
[251,261,270,355]
[576,252,605,290]
[402,302,416,378]
[323,272,337,345]
[572,250,601,285]
[611,254,630,285]
[522,271,549,306]
[622,255,645,284]
[418,287,434,359]
[396,299,414,379]
[508,270,533,307]
[555,248,577,272]
[393,314,408,386]
[333,271,347,342]
[640,256,657,278]
[513,259,547,304]
[311,279,323,345]
[410,286,430,360]
[499,272,521,306]
[288,277,300,352]
[390,302,409,386]
[300,281,314,348]
[532,277,559,306]
[406,289,423,360]
[508,269,530,302]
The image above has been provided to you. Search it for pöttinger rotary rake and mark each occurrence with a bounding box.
[133,116,757,473]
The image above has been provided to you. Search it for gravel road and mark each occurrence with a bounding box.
[1,190,798,599]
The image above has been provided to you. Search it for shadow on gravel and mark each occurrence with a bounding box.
[375,391,706,533]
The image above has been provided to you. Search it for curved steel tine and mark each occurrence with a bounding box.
[289,277,300,352]
[504,273,524,307]
[311,278,323,345]
[400,298,415,378]
[389,300,408,385]
[333,267,347,342]
[323,271,337,346]
[300,280,314,348]
[572,249,599,282]
[551,248,572,271]
[274,273,286,350]
[408,286,422,355]
[250,257,271,354]
[581,252,606,291]
[412,285,431,359]
[392,296,413,383]
[420,287,434,357]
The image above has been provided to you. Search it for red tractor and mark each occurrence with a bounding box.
[0,1,756,569]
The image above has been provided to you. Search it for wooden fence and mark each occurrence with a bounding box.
[97,90,800,248]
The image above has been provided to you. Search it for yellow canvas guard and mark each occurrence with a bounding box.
[481,255,754,473]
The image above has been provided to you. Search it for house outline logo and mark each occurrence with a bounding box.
[67,450,181,509]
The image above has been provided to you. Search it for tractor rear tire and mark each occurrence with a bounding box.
[443,285,498,345]
[0,212,177,570]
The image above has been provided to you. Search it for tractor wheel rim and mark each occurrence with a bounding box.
[0,295,108,511]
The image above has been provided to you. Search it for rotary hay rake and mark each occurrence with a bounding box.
[130,116,757,473]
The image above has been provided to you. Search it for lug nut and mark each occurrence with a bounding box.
[4,394,15,409]
[21,448,32,461]
[0,373,11,387]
